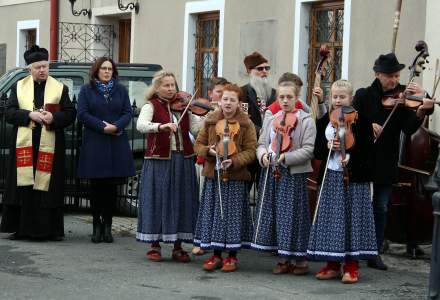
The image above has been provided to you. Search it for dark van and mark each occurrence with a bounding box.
[0,62,161,216]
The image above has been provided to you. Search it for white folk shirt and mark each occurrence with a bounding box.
[325,122,344,172]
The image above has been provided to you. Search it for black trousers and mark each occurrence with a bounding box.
[89,179,118,222]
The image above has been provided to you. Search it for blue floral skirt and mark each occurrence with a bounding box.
[193,178,253,250]
[251,166,311,258]
[136,153,199,243]
[307,169,378,261]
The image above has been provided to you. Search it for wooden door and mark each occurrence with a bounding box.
[119,19,131,63]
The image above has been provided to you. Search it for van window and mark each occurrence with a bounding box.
[119,76,152,107]
[54,76,85,101]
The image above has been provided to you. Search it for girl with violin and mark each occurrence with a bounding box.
[252,81,316,275]
[193,84,256,272]
[136,70,201,263]
[308,80,377,284]
[192,76,229,256]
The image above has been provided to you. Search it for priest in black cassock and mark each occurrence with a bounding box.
[0,45,76,241]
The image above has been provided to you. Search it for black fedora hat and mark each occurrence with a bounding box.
[373,53,405,73]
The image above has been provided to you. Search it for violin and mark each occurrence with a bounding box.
[330,106,357,184]
[170,91,213,116]
[383,88,440,109]
[271,111,297,179]
[382,41,429,110]
[215,118,240,182]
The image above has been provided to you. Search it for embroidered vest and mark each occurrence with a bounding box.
[144,98,194,159]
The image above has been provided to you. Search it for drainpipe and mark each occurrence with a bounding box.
[49,0,59,62]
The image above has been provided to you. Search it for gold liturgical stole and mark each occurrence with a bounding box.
[16,75,63,191]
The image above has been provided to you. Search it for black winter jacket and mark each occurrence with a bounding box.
[314,111,374,184]
[352,79,426,184]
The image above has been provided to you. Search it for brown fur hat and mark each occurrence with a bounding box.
[244,51,268,72]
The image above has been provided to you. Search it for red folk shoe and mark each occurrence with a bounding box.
[272,261,294,274]
[146,248,162,262]
[341,271,359,284]
[203,255,223,271]
[342,260,359,284]
[315,262,342,280]
[221,256,238,272]
[172,248,191,263]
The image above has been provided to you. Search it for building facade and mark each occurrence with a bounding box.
[0,0,438,129]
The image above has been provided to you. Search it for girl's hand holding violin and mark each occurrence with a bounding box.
[159,122,177,133]
[221,159,233,170]
[208,145,217,156]
[341,153,350,167]
[327,139,341,150]
[277,153,285,164]
[262,153,271,167]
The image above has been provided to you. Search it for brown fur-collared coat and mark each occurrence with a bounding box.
[194,109,257,181]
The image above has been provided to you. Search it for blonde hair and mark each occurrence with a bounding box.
[329,79,354,111]
[330,79,353,97]
[144,70,177,101]
[276,81,299,98]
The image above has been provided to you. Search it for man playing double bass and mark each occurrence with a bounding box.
[353,53,434,270]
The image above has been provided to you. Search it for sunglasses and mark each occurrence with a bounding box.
[254,66,271,71]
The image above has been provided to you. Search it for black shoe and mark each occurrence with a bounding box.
[8,232,23,240]
[49,235,64,242]
[380,239,390,254]
[91,218,102,243]
[406,245,425,258]
[102,219,113,243]
[367,255,388,271]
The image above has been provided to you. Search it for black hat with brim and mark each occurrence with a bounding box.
[373,53,405,73]
[24,45,49,65]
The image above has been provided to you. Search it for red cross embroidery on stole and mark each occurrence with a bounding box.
[16,147,33,167]
[36,151,54,173]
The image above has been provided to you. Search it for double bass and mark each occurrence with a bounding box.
[384,40,438,252]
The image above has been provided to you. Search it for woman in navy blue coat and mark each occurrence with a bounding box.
[77,57,135,243]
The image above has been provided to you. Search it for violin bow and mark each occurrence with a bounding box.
[254,152,272,244]
[391,0,403,53]
[432,58,440,98]
[176,88,199,126]
[215,152,224,220]
[312,139,334,225]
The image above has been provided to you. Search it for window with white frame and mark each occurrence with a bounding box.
[16,20,40,67]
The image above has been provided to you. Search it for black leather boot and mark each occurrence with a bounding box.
[103,217,114,243]
[91,216,102,243]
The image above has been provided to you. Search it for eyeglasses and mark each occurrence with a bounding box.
[254,66,271,72]
[100,67,113,71]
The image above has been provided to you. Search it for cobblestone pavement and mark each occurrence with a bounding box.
[0,214,433,300]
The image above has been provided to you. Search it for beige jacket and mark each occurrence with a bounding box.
[257,109,316,174]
